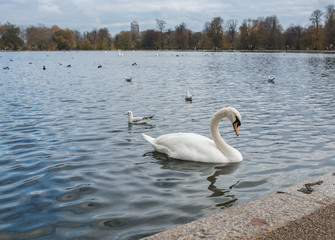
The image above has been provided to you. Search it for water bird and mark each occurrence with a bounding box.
[118,51,124,57]
[67,65,71,68]
[132,63,137,66]
[3,66,9,70]
[125,111,154,124]
[185,91,193,101]
[98,65,102,68]
[267,76,275,83]
[43,65,46,70]
[125,77,132,82]
[142,107,242,163]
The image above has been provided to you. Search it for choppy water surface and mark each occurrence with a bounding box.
[0,51,335,239]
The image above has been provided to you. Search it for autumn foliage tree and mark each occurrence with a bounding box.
[1,4,335,52]
[52,28,76,50]
[96,28,112,50]
[26,24,57,50]
[80,38,93,50]
[174,23,190,49]
[114,31,134,49]
[206,17,224,49]
[141,30,159,49]
[0,22,24,50]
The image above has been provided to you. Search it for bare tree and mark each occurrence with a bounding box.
[226,19,238,48]
[284,25,303,50]
[310,9,323,31]
[324,4,335,49]
[156,19,166,49]
[309,9,323,49]
[265,15,283,49]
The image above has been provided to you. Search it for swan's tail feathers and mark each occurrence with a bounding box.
[142,133,155,144]
[142,133,170,156]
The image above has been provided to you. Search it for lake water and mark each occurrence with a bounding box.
[0,51,335,239]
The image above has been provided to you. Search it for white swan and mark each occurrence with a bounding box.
[125,111,154,124]
[142,107,242,163]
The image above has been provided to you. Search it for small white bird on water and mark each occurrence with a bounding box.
[185,91,192,101]
[142,107,242,163]
[125,111,154,124]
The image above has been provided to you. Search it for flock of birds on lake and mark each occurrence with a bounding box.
[2,51,277,87]
[118,52,247,163]
[119,52,277,163]
[2,51,278,164]
[2,61,99,71]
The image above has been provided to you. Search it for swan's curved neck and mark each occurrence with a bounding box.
[210,109,232,155]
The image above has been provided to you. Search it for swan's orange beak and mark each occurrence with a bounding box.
[233,122,239,136]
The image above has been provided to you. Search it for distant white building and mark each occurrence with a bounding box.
[131,21,139,34]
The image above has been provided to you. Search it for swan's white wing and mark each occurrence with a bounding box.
[143,133,230,163]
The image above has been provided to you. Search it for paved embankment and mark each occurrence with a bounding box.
[142,171,335,239]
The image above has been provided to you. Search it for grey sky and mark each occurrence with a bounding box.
[0,0,332,35]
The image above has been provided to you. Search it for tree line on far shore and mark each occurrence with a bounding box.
[0,4,334,51]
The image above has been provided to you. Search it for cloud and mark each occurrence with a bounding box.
[0,0,331,35]
[37,4,61,14]
[37,0,62,14]
[69,0,101,25]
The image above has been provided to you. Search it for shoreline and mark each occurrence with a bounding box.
[142,171,335,239]
[1,49,334,54]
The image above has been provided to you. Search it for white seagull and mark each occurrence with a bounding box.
[125,111,154,124]
[185,91,193,101]
[142,107,242,163]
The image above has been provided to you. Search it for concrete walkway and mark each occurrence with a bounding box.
[142,171,335,239]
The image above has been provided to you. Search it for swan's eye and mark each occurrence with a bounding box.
[234,117,241,126]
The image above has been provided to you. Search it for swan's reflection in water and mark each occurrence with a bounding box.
[146,151,241,209]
